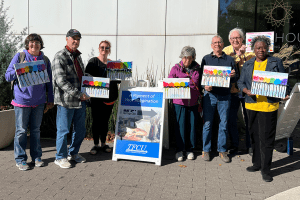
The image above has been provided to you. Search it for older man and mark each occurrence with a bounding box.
[51,29,90,168]
[223,28,255,155]
[201,35,237,163]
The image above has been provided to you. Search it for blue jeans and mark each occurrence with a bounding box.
[56,102,86,160]
[174,104,198,152]
[228,94,240,148]
[202,92,230,152]
[14,104,44,164]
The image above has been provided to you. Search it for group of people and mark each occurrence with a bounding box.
[5,28,288,182]
[5,29,116,170]
[170,28,288,182]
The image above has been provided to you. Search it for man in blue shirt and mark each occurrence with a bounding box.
[201,35,237,163]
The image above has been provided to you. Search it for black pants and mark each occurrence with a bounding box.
[91,100,114,145]
[246,109,278,174]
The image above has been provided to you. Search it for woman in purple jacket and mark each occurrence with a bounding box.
[168,46,202,161]
[5,34,54,171]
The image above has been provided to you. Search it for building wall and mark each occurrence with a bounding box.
[5,0,218,83]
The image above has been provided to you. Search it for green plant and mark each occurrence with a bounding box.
[0,0,27,106]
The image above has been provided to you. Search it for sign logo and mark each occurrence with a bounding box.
[126,144,148,154]
[264,0,293,27]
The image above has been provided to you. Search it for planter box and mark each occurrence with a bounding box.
[0,109,15,149]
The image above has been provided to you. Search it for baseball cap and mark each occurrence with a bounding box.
[66,29,81,38]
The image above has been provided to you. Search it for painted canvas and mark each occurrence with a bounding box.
[13,60,50,88]
[251,70,288,98]
[81,76,110,98]
[201,65,231,88]
[163,78,190,99]
[107,61,132,80]
[246,32,274,52]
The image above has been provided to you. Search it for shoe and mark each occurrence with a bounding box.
[175,151,184,162]
[202,151,210,161]
[33,158,44,167]
[219,152,230,163]
[187,152,194,160]
[261,172,273,182]
[54,158,71,169]
[16,161,30,171]
[67,154,86,163]
[246,166,260,172]
[90,145,100,155]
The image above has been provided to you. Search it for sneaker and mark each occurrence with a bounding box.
[187,152,194,160]
[175,151,184,162]
[33,158,44,167]
[67,154,86,163]
[219,152,230,163]
[54,158,71,168]
[16,161,30,171]
[202,151,210,161]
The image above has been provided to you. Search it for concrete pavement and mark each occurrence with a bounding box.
[1,133,300,200]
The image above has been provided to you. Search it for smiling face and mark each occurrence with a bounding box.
[66,36,80,51]
[229,31,243,50]
[254,41,268,61]
[28,40,41,56]
[182,56,193,68]
[99,41,111,57]
[211,36,224,55]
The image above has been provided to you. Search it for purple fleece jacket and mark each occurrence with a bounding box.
[168,60,201,106]
[5,50,54,106]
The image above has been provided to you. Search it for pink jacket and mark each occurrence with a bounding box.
[168,60,201,106]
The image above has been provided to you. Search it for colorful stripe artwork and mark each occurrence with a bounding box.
[251,70,288,98]
[163,78,190,99]
[81,76,110,98]
[201,65,231,88]
[246,32,274,52]
[13,60,50,88]
[107,61,132,80]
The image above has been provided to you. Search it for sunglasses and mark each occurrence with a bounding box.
[100,46,110,50]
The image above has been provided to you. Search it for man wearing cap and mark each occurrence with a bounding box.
[51,29,90,168]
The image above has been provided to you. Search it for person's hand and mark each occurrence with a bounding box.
[243,89,255,97]
[237,45,246,56]
[205,86,212,92]
[230,69,236,77]
[282,95,289,101]
[80,93,91,101]
[44,102,54,113]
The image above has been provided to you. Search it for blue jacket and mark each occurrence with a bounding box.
[5,50,54,106]
[200,52,237,96]
[237,56,288,103]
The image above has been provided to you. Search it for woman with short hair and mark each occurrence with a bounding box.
[5,33,54,171]
[237,35,289,182]
[168,46,202,161]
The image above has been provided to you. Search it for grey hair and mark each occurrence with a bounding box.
[179,46,196,60]
[211,35,223,43]
[228,28,244,41]
[250,35,271,51]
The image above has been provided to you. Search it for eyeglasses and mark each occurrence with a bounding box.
[212,41,223,45]
[100,46,110,50]
[230,37,241,40]
[29,41,41,45]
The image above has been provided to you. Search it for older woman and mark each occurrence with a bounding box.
[85,40,119,154]
[168,46,201,161]
[223,28,255,154]
[5,33,54,170]
[237,36,289,182]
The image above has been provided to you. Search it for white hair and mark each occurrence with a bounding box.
[228,28,244,41]
[211,35,223,43]
[179,46,196,60]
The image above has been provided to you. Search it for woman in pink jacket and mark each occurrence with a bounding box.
[168,46,202,161]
